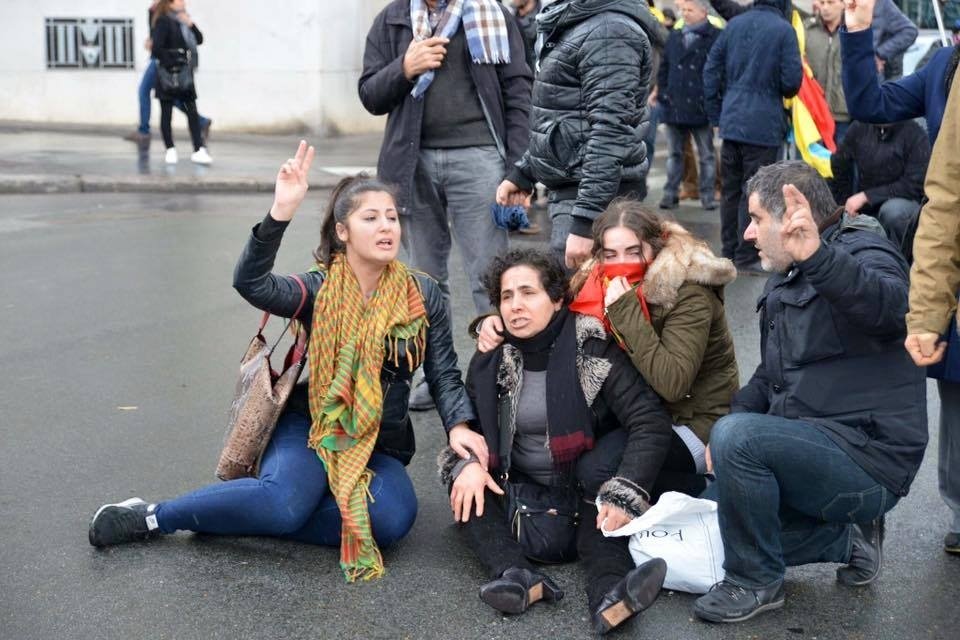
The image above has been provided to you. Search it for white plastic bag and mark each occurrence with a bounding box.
[600,491,725,594]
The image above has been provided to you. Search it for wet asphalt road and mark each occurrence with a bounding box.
[0,191,956,640]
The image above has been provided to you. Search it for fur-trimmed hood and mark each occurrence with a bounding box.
[642,222,736,310]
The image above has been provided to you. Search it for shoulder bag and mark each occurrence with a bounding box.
[157,48,194,97]
[216,275,308,480]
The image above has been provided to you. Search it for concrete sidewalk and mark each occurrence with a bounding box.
[0,122,672,196]
[0,122,383,194]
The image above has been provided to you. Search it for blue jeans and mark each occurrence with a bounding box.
[709,413,898,589]
[154,413,418,547]
[874,197,920,254]
[138,59,210,134]
[663,124,716,205]
[404,146,507,314]
[834,120,851,145]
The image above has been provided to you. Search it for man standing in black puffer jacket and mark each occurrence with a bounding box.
[496,0,666,270]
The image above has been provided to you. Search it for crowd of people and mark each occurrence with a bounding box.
[89,0,960,635]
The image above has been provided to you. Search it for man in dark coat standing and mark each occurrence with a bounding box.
[358,0,532,316]
[693,161,926,623]
[495,0,665,270]
[703,0,801,271]
[656,0,721,211]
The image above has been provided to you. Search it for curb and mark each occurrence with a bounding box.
[0,172,346,195]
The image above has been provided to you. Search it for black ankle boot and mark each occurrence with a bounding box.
[591,558,667,634]
[478,567,563,615]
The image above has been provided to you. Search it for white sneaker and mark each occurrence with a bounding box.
[191,147,213,165]
[164,147,178,164]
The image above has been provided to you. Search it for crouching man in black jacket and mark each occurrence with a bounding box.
[694,161,927,623]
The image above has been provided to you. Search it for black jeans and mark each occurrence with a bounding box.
[160,98,203,151]
[720,140,779,264]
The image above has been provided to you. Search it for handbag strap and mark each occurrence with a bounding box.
[260,275,309,358]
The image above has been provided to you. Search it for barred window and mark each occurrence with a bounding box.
[45,18,135,69]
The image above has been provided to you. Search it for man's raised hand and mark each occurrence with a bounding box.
[780,183,821,264]
[844,0,875,32]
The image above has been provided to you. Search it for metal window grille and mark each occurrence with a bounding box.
[45,18,135,69]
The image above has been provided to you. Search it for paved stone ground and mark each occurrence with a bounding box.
[0,129,957,639]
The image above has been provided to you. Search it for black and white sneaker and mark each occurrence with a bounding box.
[88,497,161,547]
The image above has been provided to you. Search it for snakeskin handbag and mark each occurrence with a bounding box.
[216,275,308,480]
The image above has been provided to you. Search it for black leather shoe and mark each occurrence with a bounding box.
[693,579,785,623]
[478,567,563,615]
[837,517,884,586]
[591,558,667,634]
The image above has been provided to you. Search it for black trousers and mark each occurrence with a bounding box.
[720,140,779,264]
[160,99,202,151]
[459,430,705,610]
[459,484,634,611]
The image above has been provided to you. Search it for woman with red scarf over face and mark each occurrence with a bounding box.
[477,199,739,495]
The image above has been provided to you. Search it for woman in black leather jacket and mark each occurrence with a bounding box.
[88,142,483,582]
[439,248,672,634]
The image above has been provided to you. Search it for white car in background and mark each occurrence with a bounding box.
[902,29,950,76]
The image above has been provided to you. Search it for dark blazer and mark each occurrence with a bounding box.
[232,214,477,465]
[657,22,721,127]
[357,0,532,210]
[732,223,927,496]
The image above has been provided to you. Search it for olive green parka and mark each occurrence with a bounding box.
[604,223,739,443]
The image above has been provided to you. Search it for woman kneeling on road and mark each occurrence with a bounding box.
[88,142,484,582]
[477,200,739,494]
[441,248,671,635]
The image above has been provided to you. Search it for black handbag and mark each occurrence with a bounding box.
[157,48,194,97]
[505,480,580,564]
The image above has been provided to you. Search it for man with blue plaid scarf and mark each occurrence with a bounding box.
[360,0,532,412]
[359,0,532,318]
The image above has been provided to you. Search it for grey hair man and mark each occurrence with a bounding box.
[693,161,926,623]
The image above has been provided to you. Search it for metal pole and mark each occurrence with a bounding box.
[931,0,950,46]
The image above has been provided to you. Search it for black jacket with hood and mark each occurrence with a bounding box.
[506,0,666,239]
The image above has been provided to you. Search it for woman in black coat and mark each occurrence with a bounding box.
[438,248,673,635]
[151,0,211,165]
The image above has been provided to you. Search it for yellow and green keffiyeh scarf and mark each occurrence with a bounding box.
[307,254,427,582]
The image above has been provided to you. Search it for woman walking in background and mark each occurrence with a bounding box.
[151,0,212,165]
